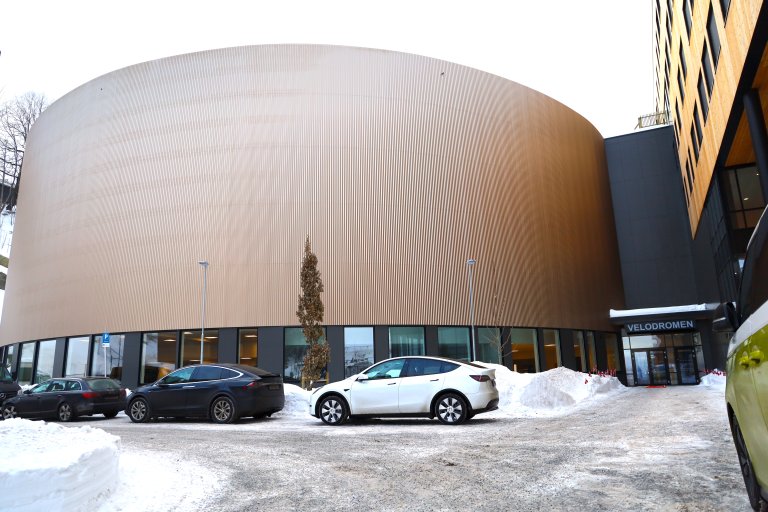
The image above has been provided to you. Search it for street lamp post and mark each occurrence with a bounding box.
[467,258,477,361]
[198,260,209,364]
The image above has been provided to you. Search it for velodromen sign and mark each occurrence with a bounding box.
[625,319,695,334]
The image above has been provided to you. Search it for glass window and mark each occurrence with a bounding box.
[284,327,326,383]
[742,216,768,319]
[364,359,405,379]
[720,0,730,20]
[604,333,620,371]
[542,329,561,370]
[586,332,597,371]
[574,331,586,372]
[344,327,374,378]
[683,0,692,38]
[181,330,219,367]
[220,368,239,379]
[405,358,444,377]
[624,335,664,349]
[30,381,52,393]
[677,68,685,101]
[65,380,83,391]
[239,329,258,365]
[510,328,538,373]
[679,44,687,78]
[623,349,635,386]
[92,334,126,380]
[35,340,56,384]
[141,331,177,385]
[477,327,501,365]
[65,337,89,377]
[697,75,709,121]
[87,379,120,391]
[707,6,721,68]
[162,367,195,385]
[389,327,425,358]
[693,105,703,147]
[690,126,699,161]
[192,366,222,381]
[18,342,35,385]
[5,345,16,377]
[702,41,715,95]
[438,327,470,361]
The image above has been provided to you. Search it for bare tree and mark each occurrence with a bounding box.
[0,92,47,213]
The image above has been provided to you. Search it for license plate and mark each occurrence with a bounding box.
[269,384,281,391]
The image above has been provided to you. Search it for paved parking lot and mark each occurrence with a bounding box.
[73,385,749,511]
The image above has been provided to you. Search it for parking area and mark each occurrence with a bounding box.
[64,384,750,511]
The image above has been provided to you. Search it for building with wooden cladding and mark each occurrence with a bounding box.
[654,0,768,296]
[0,45,630,389]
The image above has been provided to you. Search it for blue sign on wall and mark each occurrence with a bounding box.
[102,332,110,347]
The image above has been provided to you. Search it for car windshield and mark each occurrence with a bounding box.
[0,366,12,383]
[87,379,121,391]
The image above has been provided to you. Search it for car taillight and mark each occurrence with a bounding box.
[243,380,258,390]
[470,375,490,382]
[119,389,126,398]
[82,392,98,399]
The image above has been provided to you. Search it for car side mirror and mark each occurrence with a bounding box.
[713,302,738,332]
[11,371,17,381]
[356,374,369,382]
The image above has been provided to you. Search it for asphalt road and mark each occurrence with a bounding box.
[72,385,750,512]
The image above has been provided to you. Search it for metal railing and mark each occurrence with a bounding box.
[636,111,671,129]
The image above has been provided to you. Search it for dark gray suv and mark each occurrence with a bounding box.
[0,365,21,413]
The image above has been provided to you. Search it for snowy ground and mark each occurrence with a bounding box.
[1,367,746,511]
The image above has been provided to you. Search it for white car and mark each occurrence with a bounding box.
[309,356,499,425]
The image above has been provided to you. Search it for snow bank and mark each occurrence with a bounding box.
[278,384,311,416]
[700,371,726,391]
[0,419,120,512]
[481,364,625,417]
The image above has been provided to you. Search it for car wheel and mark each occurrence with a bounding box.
[128,397,151,423]
[319,395,348,425]
[57,402,75,422]
[210,396,237,424]
[435,393,468,425]
[732,415,764,511]
[2,404,17,420]
[103,410,119,419]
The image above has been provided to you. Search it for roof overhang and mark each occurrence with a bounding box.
[609,303,720,325]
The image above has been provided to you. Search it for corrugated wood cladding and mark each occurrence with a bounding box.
[0,45,624,345]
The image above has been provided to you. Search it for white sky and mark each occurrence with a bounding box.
[0,0,654,138]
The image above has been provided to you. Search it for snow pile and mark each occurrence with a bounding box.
[700,371,726,391]
[0,418,120,512]
[278,384,311,416]
[481,364,625,417]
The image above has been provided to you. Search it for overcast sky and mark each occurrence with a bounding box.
[0,0,653,138]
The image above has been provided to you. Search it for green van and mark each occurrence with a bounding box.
[718,205,768,510]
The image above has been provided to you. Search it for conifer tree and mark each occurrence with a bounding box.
[297,236,329,388]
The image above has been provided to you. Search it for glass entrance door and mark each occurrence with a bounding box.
[674,347,699,384]
[632,349,669,386]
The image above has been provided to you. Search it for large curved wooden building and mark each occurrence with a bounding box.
[0,45,625,388]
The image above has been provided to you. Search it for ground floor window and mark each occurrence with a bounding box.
[477,327,502,365]
[36,339,56,384]
[4,344,16,375]
[92,334,126,379]
[574,331,586,371]
[542,329,561,370]
[586,331,597,370]
[181,330,219,366]
[284,327,326,383]
[438,327,470,361]
[65,336,90,377]
[604,333,620,371]
[389,327,425,358]
[18,342,35,385]
[510,328,538,373]
[344,327,374,378]
[239,329,258,366]
[141,332,177,385]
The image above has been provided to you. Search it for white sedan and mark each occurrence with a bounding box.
[309,356,499,425]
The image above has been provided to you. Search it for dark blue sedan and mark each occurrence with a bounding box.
[126,363,284,424]
[1,377,127,421]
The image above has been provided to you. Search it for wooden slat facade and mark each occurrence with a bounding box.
[0,45,624,346]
